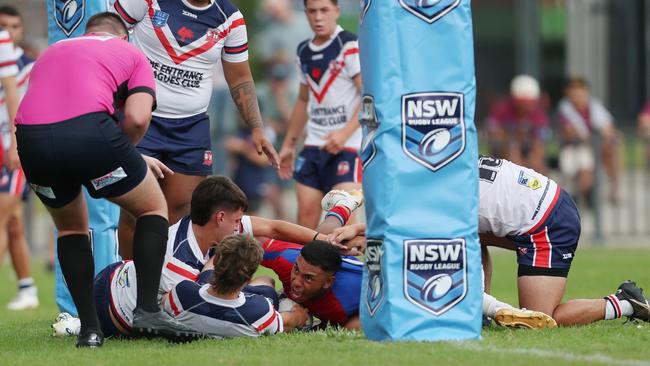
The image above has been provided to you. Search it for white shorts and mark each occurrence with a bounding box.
[559,144,594,177]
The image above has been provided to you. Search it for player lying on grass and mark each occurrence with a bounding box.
[54,175,353,337]
[160,234,308,338]
[330,156,650,326]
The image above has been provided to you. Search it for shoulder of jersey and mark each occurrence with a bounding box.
[296,39,310,55]
[337,30,357,44]
[213,0,241,17]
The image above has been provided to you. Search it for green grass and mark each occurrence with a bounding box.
[1,247,649,366]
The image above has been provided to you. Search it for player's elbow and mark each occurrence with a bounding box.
[123,108,151,131]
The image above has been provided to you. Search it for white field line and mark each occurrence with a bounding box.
[450,342,650,366]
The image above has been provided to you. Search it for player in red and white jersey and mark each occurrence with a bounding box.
[278,0,362,229]
[112,0,278,259]
[475,156,649,326]
[0,6,38,312]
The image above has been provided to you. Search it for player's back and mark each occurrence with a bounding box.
[478,156,559,237]
[164,280,282,338]
[16,35,154,125]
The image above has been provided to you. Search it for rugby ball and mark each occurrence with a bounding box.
[421,274,453,301]
[279,296,298,313]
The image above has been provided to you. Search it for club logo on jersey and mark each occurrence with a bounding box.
[402,92,465,172]
[399,0,460,24]
[116,266,131,288]
[360,0,372,24]
[403,238,467,315]
[53,0,85,37]
[152,10,169,28]
[177,26,194,43]
[360,95,379,170]
[365,239,384,316]
[518,247,528,256]
[206,28,221,42]
[517,170,542,190]
[203,150,213,167]
[337,161,350,176]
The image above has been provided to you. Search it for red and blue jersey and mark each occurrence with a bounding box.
[261,239,362,325]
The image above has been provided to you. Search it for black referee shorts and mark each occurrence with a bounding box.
[16,112,147,208]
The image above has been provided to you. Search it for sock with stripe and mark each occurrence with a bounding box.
[604,295,634,319]
[133,215,168,313]
[17,278,37,295]
[325,206,351,226]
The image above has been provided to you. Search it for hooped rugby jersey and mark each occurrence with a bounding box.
[107,214,254,329]
[261,239,362,325]
[163,280,283,338]
[0,46,31,152]
[478,156,560,237]
[113,0,249,118]
[297,26,362,149]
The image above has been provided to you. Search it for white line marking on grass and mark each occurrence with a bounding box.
[451,342,650,366]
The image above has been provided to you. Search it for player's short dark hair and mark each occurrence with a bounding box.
[303,0,339,7]
[210,235,263,294]
[191,176,248,226]
[0,5,20,18]
[85,12,127,36]
[300,240,342,274]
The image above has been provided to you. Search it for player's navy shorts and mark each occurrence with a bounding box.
[293,146,362,193]
[137,113,212,176]
[94,261,124,338]
[0,166,29,200]
[508,189,580,277]
[15,112,147,209]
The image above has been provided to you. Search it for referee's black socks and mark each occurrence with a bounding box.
[58,234,100,333]
[133,215,169,313]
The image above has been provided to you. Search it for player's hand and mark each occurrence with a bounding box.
[289,303,310,327]
[4,145,20,171]
[328,225,363,246]
[278,146,295,180]
[142,155,173,179]
[251,127,280,169]
[322,129,349,154]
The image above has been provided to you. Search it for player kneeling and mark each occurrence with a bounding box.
[162,235,309,338]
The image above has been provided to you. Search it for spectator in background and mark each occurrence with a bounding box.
[557,77,620,204]
[637,101,650,167]
[486,75,549,173]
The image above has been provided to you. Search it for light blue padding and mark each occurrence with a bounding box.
[47,1,115,44]
[48,0,121,315]
[359,0,482,341]
[54,190,121,316]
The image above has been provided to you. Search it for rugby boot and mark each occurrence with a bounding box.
[132,308,202,342]
[76,329,104,348]
[614,280,650,322]
[494,308,557,329]
[321,189,364,212]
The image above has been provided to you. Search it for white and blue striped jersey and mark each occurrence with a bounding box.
[112,0,249,118]
[297,26,361,149]
[164,280,283,338]
[0,47,32,152]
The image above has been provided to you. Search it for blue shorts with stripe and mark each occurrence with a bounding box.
[138,113,212,176]
[508,189,581,277]
[293,146,361,193]
[0,166,29,200]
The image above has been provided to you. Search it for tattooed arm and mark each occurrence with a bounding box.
[222,60,279,167]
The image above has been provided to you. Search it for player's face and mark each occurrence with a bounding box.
[290,256,335,303]
[0,14,23,44]
[304,0,340,41]
[212,208,244,244]
[566,86,590,110]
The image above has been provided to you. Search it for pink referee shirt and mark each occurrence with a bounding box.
[16,35,155,125]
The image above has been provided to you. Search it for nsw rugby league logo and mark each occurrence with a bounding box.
[359,95,379,170]
[403,238,467,316]
[365,239,384,316]
[360,0,371,24]
[401,92,465,172]
[53,0,85,36]
[399,0,460,24]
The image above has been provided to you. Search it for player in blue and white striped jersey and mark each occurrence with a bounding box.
[163,235,308,338]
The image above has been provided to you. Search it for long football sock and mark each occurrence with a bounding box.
[57,234,99,332]
[483,293,514,317]
[604,295,634,319]
[133,215,168,313]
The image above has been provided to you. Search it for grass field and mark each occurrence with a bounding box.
[1,247,649,366]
